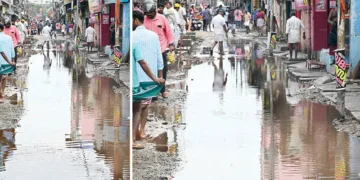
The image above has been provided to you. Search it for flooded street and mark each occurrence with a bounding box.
[0,42,130,179]
[147,40,360,179]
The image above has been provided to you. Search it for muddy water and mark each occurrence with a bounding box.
[149,40,360,179]
[0,48,129,179]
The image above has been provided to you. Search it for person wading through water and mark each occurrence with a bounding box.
[143,0,175,99]
[210,9,227,56]
[132,10,165,149]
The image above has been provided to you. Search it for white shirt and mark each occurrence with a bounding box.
[211,14,226,35]
[224,12,229,22]
[164,7,180,26]
[286,16,305,43]
[42,26,52,41]
[85,26,96,42]
[178,7,187,26]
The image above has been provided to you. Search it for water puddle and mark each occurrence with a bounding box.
[0,43,129,179]
[145,39,360,179]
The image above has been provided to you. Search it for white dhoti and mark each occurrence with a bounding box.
[215,33,225,42]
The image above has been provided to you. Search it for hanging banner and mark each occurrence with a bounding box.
[101,5,109,14]
[88,0,100,14]
[329,0,336,8]
[334,49,347,89]
[294,0,308,10]
[315,0,327,12]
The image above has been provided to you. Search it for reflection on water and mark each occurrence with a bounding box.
[149,40,360,179]
[0,44,129,180]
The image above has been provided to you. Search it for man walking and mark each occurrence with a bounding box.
[132,10,165,149]
[210,9,227,56]
[42,23,52,49]
[286,11,306,60]
[164,2,181,47]
[3,18,20,64]
[234,6,243,30]
[143,0,174,98]
[0,23,16,103]
[202,5,211,31]
[85,24,97,51]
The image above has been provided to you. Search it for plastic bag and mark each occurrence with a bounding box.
[167,51,175,64]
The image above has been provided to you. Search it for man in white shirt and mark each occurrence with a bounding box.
[210,9,227,56]
[42,23,52,49]
[164,2,181,46]
[85,24,97,51]
[179,2,188,34]
[286,11,306,59]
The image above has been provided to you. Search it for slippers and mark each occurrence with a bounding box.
[133,143,145,149]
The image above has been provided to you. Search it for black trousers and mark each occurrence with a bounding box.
[203,19,207,31]
[161,51,168,94]
[14,47,17,63]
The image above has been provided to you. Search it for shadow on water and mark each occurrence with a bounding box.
[148,39,360,179]
[0,42,130,180]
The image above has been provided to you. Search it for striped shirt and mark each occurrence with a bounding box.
[134,26,164,83]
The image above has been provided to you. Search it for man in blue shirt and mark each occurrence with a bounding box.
[252,7,258,28]
[132,10,165,149]
[0,23,16,103]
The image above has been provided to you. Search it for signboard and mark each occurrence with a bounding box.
[329,0,336,8]
[315,0,327,12]
[101,5,108,14]
[270,32,276,49]
[113,47,122,66]
[102,15,109,24]
[294,0,309,10]
[104,0,115,4]
[335,49,347,88]
[88,0,100,14]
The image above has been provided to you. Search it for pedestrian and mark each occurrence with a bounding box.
[133,2,143,12]
[256,9,265,36]
[0,23,16,103]
[227,9,235,35]
[252,7,258,29]
[15,18,25,45]
[174,3,187,34]
[234,6,243,30]
[286,11,306,60]
[109,21,115,48]
[3,18,20,65]
[157,3,165,14]
[85,24,97,52]
[179,2,188,31]
[42,23,52,49]
[328,4,337,59]
[210,9,227,56]
[37,21,43,35]
[243,10,251,34]
[143,0,175,99]
[132,10,165,148]
[224,9,229,27]
[61,23,66,36]
[202,5,211,31]
[164,2,181,47]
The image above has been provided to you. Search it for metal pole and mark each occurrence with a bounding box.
[307,0,312,59]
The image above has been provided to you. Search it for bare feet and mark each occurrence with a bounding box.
[133,142,145,149]
[162,92,168,98]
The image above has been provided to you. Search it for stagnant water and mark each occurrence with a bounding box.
[0,47,130,179]
[148,40,360,179]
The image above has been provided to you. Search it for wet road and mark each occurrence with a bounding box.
[0,43,130,179]
[150,40,360,179]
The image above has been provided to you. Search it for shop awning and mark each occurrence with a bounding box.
[1,0,10,5]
